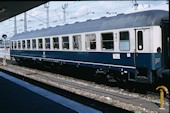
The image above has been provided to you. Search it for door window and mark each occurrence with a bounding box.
[137,31,143,50]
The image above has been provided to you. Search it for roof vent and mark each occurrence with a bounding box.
[117,13,124,16]
[75,21,79,24]
[100,16,107,19]
[86,19,92,21]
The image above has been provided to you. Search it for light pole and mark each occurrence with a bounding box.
[2,34,7,66]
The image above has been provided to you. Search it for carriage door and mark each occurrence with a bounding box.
[134,28,150,67]
[134,28,150,71]
[162,20,170,68]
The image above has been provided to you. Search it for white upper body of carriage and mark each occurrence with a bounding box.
[10,26,162,54]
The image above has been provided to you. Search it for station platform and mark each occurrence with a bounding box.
[0,71,101,113]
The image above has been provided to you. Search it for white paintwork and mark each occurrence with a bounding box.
[11,25,161,54]
[151,26,162,53]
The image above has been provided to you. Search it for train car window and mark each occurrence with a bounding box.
[22,40,25,49]
[119,31,130,51]
[18,41,21,49]
[73,35,82,50]
[27,40,30,49]
[45,38,51,49]
[62,36,69,49]
[85,34,96,50]
[32,39,36,49]
[53,37,59,49]
[38,39,43,49]
[101,33,114,50]
[14,41,17,49]
[11,41,13,49]
[137,31,143,50]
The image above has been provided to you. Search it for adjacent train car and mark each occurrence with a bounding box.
[10,10,169,84]
[0,39,10,48]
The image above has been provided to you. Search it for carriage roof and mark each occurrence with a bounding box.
[11,10,169,40]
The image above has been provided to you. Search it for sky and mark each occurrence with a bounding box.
[0,1,169,39]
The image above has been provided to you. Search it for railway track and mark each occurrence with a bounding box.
[13,60,165,96]
[0,60,169,113]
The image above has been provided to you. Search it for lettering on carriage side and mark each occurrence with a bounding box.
[112,53,120,59]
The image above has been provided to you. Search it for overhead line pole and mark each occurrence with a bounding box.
[14,16,17,35]
[134,0,138,10]
[44,2,50,28]
[24,12,27,32]
[62,3,68,24]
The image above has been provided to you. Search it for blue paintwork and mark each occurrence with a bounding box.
[135,53,162,70]
[11,50,162,72]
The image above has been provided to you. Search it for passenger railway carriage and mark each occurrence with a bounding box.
[10,10,169,84]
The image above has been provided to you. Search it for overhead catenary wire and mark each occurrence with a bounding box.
[0,1,167,38]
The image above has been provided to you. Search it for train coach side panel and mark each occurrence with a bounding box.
[10,50,158,72]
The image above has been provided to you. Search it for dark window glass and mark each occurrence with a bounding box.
[53,37,59,49]
[22,40,25,49]
[120,32,129,40]
[137,31,143,50]
[101,33,114,50]
[62,36,69,49]
[27,40,30,49]
[18,41,21,49]
[32,39,36,49]
[38,39,43,49]
[73,35,81,50]
[14,41,17,49]
[45,38,50,49]
[11,41,13,49]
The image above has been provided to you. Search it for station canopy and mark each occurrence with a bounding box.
[0,1,47,22]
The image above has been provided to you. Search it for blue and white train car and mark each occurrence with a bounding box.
[10,10,169,84]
